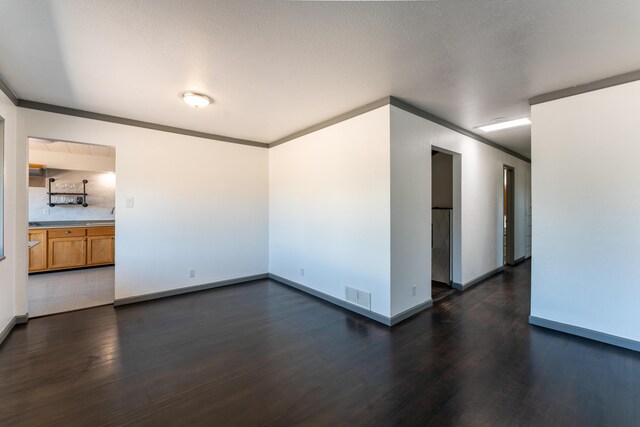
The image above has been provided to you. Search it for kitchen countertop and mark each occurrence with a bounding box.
[29,220,115,229]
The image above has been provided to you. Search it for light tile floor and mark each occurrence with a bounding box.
[28,266,115,317]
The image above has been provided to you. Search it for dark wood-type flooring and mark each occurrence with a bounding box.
[1,260,639,426]
[431,280,457,302]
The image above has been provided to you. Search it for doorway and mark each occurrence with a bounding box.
[431,149,455,302]
[503,166,515,266]
[27,138,116,317]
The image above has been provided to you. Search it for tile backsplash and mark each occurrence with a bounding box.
[29,169,116,221]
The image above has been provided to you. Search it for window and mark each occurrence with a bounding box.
[0,116,4,259]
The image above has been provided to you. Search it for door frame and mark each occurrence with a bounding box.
[431,146,462,286]
[25,137,117,312]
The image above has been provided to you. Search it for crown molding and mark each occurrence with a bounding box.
[388,97,530,163]
[269,97,392,147]
[1,74,266,148]
[270,96,530,163]
[1,74,530,161]
[529,69,640,106]
[0,75,19,106]
[17,100,267,148]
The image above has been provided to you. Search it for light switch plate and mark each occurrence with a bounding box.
[125,197,134,208]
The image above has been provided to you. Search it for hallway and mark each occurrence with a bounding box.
[1,260,638,426]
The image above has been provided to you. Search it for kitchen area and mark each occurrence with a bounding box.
[27,138,116,317]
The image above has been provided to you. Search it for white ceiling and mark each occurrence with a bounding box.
[29,138,116,158]
[2,1,640,158]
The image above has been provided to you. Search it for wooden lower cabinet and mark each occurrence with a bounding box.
[87,235,115,265]
[48,236,87,270]
[28,230,48,272]
[29,226,115,273]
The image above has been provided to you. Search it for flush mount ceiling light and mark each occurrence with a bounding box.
[180,91,213,108]
[476,117,531,133]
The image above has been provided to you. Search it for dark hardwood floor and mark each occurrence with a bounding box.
[431,280,456,302]
[1,260,639,426]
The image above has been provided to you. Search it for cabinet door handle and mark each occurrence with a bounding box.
[64,231,71,234]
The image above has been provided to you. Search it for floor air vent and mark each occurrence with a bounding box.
[345,286,371,310]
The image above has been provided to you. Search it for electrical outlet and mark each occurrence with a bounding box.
[125,197,134,208]
[189,269,196,278]
[42,208,50,216]
[300,268,305,276]
[412,285,417,296]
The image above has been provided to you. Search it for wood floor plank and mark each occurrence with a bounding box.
[1,260,639,426]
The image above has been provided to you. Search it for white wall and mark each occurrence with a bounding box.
[531,80,640,342]
[29,149,115,172]
[390,106,531,306]
[7,100,530,326]
[29,169,116,221]
[15,108,269,310]
[0,90,17,332]
[269,106,392,317]
[390,111,432,316]
[432,152,453,208]
[270,104,531,321]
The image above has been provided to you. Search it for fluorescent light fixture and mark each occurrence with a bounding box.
[477,117,531,133]
[180,91,212,108]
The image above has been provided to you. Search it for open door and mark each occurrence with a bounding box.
[431,149,457,301]
[504,166,515,266]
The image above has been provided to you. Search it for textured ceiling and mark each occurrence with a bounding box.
[2,1,640,158]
